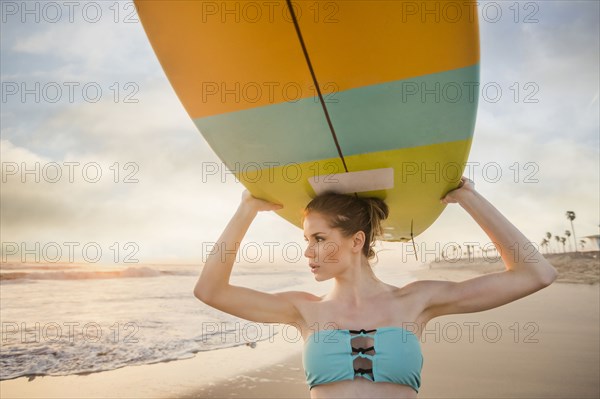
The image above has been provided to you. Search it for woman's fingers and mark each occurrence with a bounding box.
[241,189,283,212]
[441,176,475,203]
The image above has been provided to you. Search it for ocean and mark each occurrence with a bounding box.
[0,261,414,381]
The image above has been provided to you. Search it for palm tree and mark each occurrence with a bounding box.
[565,230,572,252]
[579,239,587,250]
[546,232,553,253]
[560,237,567,253]
[541,238,549,254]
[554,235,561,253]
[566,211,578,252]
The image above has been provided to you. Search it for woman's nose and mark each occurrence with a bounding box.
[304,243,314,259]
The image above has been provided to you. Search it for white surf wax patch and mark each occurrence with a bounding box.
[308,168,394,195]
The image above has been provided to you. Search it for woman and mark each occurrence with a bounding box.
[194,177,558,398]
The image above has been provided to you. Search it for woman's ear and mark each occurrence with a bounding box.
[352,231,366,253]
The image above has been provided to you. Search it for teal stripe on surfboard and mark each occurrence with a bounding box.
[193,64,479,170]
[329,64,480,157]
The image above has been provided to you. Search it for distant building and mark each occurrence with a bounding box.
[582,234,600,251]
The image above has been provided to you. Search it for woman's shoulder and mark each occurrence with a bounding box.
[275,290,323,303]
[394,279,454,307]
[274,291,326,332]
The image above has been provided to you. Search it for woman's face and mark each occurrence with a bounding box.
[303,212,360,281]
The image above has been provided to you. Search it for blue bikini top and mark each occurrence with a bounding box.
[302,326,423,392]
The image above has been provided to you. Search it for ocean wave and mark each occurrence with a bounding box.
[0,263,81,271]
[0,266,181,282]
[0,325,278,381]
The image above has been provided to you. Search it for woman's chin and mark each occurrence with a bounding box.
[313,273,331,282]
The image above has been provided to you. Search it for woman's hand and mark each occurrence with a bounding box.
[240,189,284,212]
[441,176,476,204]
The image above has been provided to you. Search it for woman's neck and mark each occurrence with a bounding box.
[328,258,386,306]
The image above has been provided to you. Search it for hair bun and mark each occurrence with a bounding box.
[364,197,390,221]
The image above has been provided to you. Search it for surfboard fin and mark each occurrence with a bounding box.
[411,219,418,262]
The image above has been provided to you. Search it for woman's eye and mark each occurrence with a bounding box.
[304,237,323,243]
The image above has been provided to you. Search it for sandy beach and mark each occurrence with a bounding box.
[424,251,600,285]
[2,253,598,398]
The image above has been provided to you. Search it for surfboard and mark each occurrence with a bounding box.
[135,0,480,241]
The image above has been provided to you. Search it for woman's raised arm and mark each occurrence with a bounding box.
[193,191,305,326]
[415,177,558,319]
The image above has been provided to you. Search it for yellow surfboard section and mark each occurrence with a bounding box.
[235,139,473,240]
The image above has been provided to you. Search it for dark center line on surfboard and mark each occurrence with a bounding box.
[285,0,350,176]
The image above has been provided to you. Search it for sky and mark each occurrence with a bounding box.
[1,0,599,268]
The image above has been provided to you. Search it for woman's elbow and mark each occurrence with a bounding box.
[193,283,212,303]
[539,264,559,287]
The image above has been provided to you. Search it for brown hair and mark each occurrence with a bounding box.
[302,192,390,261]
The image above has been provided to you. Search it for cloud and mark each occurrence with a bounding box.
[478,5,599,147]
[0,76,246,263]
[7,7,156,80]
